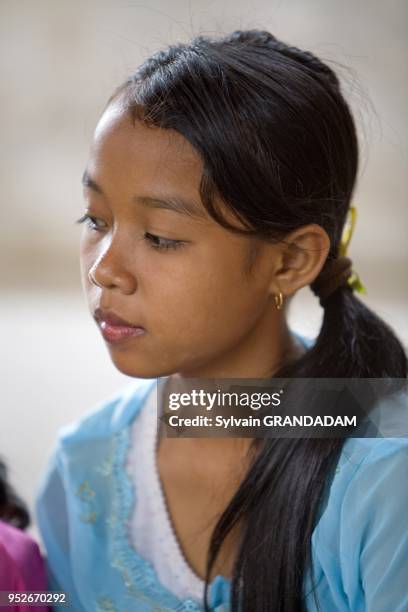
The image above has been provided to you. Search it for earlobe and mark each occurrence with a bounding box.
[271,224,331,297]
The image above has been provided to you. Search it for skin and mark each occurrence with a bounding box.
[80,100,330,380]
[79,98,331,580]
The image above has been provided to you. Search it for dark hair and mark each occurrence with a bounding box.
[0,459,30,529]
[108,30,407,611]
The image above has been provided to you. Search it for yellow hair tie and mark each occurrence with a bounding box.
[339,205,367,295]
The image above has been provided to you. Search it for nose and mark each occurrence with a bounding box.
[87,239,137,295]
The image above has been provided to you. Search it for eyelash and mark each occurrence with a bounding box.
[75,214,186,252]
[144,232,185,251]
[76,214,105,231]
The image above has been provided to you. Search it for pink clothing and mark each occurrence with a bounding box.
[0,519,49,611]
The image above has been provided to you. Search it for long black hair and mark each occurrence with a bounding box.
[107,30,407,611]
[0,459,30,529]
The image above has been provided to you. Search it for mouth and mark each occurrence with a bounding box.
[93,308,146,345]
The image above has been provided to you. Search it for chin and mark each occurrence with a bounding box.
[106,348,175,379]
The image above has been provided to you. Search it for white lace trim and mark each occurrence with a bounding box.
[125,384,206,602]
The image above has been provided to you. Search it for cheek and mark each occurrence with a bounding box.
[150,261,263,342]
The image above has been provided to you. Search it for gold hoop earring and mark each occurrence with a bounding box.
[274,291,284,310]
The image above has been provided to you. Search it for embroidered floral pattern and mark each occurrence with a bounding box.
[76,480,98,524]
[101,428,205,611]
[96,596,117,611]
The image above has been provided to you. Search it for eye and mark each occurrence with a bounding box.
[76,214,107,231]
[144,232,185,252]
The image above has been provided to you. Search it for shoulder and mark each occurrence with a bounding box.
[310,437,408,608]
[0,520,46,590]
[0,519,40,560]
[339,435,408,470]
[315,436,408,558]
[58,378,156,448]
[321,437,408,518]
[337,436,408,518]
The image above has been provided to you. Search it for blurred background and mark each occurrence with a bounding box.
[0,0,407,531]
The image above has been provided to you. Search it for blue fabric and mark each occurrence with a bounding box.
[35,334,408,611]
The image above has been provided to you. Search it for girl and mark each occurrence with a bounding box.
[0,460,49,610]
[36,30,408,611]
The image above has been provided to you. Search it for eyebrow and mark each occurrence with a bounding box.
[82,169,205,219]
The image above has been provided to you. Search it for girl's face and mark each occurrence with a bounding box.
[80,101,284,379]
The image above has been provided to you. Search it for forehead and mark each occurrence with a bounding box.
[90,102,203,197]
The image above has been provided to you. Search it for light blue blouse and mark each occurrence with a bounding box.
[35,335,408,611]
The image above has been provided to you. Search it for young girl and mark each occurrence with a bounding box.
[36,29,408,611]
[0,460,49,610]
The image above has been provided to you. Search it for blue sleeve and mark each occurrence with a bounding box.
[35,448,85,612]
[340,440,408,611]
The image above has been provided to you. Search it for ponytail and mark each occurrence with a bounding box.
[205,284,407,611]
[298,285,407,378]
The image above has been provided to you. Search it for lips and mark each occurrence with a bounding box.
[93,308,146,344]
[94,308,141,328]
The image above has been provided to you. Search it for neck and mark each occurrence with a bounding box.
[157,311,305,457]
[178,312,301,379]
